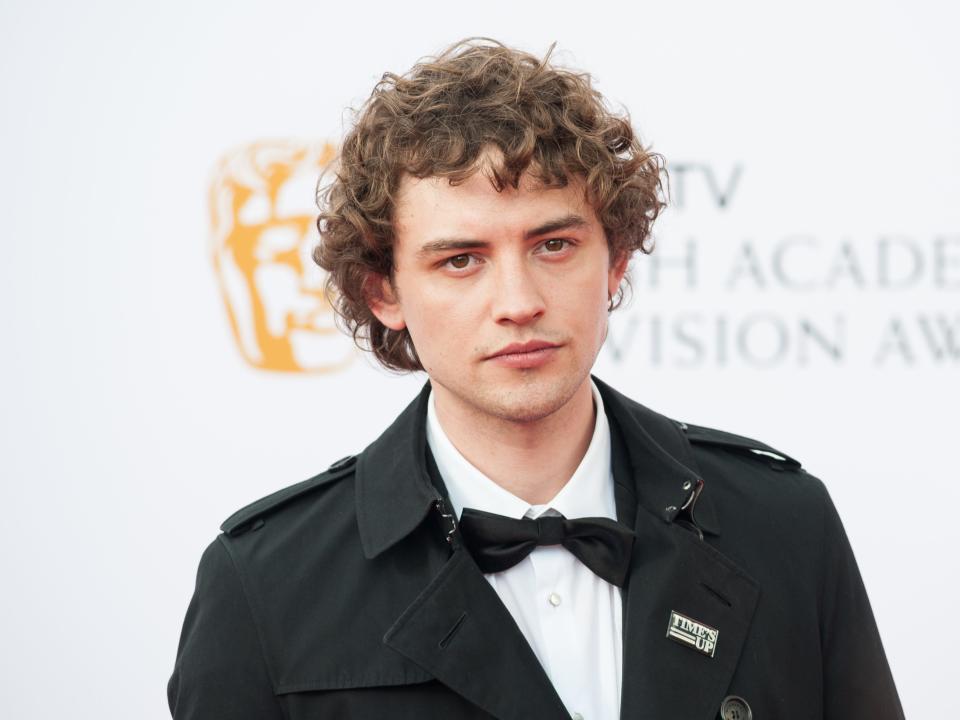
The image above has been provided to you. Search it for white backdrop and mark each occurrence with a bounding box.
[2,1,957,717]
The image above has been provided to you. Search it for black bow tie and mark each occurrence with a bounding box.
[456,507,635,587]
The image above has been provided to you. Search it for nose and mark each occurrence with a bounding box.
[490,257,546,326]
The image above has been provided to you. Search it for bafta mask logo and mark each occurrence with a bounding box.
[209,140,355,373]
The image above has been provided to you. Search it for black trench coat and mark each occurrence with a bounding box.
[168,377,904,719]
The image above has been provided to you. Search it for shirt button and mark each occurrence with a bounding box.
[571,713,583,720]
[548,592,562,607]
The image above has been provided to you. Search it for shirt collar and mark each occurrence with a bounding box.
[426,380,616,522]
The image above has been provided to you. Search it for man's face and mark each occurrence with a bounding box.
[371,166,627,425]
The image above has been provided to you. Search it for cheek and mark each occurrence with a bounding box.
[553,264,609,313]
[546,275,609,350]
[398,283,475,360]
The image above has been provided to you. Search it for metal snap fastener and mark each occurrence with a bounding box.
[665,505,677,515]
[720,695,752,720]
[682,480,693,491]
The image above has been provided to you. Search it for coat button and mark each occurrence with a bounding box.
[719,695,752,720]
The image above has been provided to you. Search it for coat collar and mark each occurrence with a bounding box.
[355,376,720,560]
[355,381,439,560]
[357,377,755,720]
[592,376,721,536]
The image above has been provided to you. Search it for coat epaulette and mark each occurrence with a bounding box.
[220,455,358,537]
[680,422,802,470]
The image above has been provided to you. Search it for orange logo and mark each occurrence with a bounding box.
[209,141,354,373]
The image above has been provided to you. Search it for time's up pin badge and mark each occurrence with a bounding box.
[667,610,719,658]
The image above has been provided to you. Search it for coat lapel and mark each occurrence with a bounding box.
[618,512,759,719]
[600,378,760,720]
[383,547,570,720]
[356,383,568,720]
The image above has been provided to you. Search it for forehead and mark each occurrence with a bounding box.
[393,170,598,246]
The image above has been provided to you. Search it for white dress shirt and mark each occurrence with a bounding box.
[426,380,622,720]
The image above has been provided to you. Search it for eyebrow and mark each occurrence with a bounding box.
[416,214,590,258]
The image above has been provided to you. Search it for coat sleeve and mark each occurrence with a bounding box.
[168,537,284,720]
[817,482,904,720]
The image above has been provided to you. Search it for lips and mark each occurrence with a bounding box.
[486,340,560,360]
[482,340,562,369]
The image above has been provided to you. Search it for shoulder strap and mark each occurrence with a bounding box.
[220,455,357,536]
[682,423,802,470]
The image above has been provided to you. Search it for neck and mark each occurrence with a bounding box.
[431,378,596,505]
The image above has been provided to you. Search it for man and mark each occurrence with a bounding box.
[169,39,903,719]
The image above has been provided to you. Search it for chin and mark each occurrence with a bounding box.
[475,368,587,424]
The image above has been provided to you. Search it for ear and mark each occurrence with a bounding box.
[366,274,406,331]
[607,250,629,298]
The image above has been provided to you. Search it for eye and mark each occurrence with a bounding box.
[442,253,477,271]
[539,238,573,253]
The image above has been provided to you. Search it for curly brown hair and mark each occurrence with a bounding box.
[314,38,666,371]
